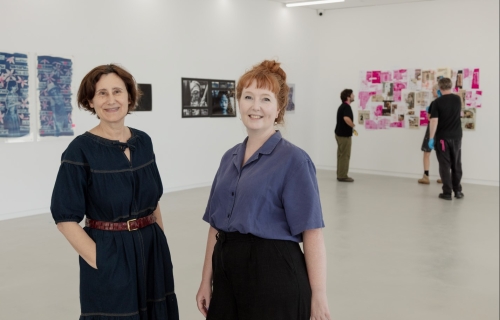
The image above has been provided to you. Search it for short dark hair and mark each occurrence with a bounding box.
[340,89,353,102]
[77,64,142,116]
[438,78,453,91]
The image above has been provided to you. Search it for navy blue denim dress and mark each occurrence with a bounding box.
[51,128,179,320]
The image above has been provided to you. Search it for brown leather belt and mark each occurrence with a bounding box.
[85,214,156,231]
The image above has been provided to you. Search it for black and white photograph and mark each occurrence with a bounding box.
[182,78,209,118]
[182,78,236,118]
[462,108,476,131]
[358,110,370,125]
[286,83,295,111]
[409,115,419,129]
[371,94,384,102]
[382,101,391,116]
[182,79,208,107]
[391,103,398,114]
[382,81,393,101]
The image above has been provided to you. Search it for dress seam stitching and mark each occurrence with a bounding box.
[90,159,154,174]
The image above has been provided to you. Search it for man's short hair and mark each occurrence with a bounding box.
[438,78,453,91]
[340,89,353,102]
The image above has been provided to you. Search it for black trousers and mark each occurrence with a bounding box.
[207,231,312,320]
[435,138,463,194]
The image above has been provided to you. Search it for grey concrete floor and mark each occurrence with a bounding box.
[0,171,498,319]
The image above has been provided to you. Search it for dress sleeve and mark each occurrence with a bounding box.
[282,160,325,236]
[50,161,89,224]
[153,153,164,202]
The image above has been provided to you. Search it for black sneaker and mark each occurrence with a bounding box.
[455,192,465,199]
[439,193,452,200]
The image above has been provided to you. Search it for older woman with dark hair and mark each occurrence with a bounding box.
[51,64,179,320]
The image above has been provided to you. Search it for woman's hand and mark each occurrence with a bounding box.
[57,222,97,269]
[303,229,330,320]
[311,293,331,320]
[197,226,218,317]
[196,281,212,317]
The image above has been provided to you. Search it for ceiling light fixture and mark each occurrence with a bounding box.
[286,0,345,7]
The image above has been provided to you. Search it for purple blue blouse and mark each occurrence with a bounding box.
[203,131,325,243]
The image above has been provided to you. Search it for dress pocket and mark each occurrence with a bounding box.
[94,237,101,270]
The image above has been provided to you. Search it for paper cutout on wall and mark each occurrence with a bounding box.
[37,56,74,137]
[0,52,30,138]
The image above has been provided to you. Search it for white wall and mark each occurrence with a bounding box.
[2,0,498,220]
[0,0,321,220]
[314,0,500,185]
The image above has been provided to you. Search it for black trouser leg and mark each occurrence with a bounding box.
[207,231,311,320]
[207,238,238,319]
[450,139,463,193]
[435,139,453,194]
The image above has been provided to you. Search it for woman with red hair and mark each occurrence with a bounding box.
[196,60,331,320]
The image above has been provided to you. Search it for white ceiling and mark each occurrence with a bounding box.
[269,0,436,10]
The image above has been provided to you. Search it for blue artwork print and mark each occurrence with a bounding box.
[37,56,74,137]
[0,52,30,138]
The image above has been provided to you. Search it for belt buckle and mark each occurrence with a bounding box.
[127,219,138,231]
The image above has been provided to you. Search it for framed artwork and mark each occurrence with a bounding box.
[181,78,236,118]
[136,84,152,111]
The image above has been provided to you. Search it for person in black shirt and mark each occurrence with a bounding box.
[429,78,464,200]
[335,89,355,182]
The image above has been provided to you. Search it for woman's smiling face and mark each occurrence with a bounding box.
[89,73,130,124]
[238,80,279,135]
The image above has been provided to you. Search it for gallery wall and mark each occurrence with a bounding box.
[0,0,321,220]
[2,0,498,221]
[314,0,500,185]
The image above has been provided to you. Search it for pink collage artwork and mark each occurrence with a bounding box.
[358,67,483,131]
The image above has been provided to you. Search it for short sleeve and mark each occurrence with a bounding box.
[152,153,164,202]
[343,105,354,120]
[282,160,325,236]
[430,100,439,119]
[202,169,219,223]
[427,101,434,115]
[51,161,88,224]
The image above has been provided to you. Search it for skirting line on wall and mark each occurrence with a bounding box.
[0,208,50,222]
[164,181,213,194]
[0,181,214,222]
[316,166,500,187]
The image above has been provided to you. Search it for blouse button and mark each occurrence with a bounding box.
[231,192,234,196]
